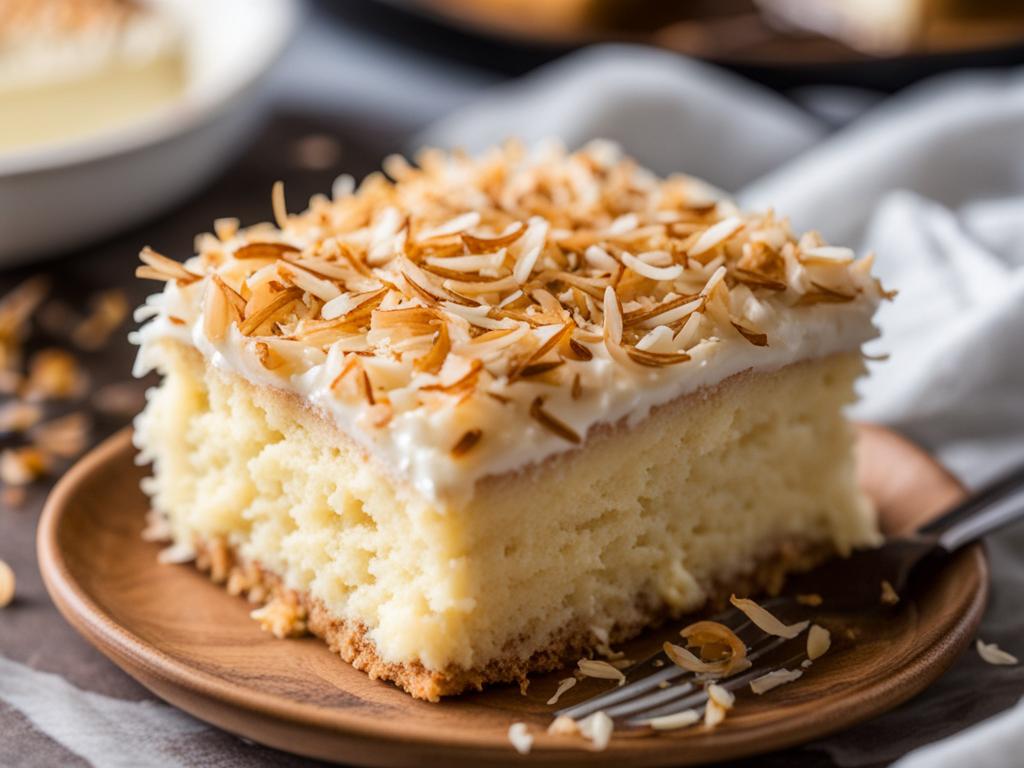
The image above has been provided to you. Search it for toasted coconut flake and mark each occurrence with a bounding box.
[733,268,787,291]
[451,429,482,457]
[796,593,823,607]
[578,658,626,686]
[797,281,856,305]
[621,251,683,281]
[204,278,233,342]
[704,698,727,728]
[677,620,749,676]
[138,247,199,284]
[530,397,581,444]
[25,349,86,401]
[510,323,572,380]
[571,372,583,400]
[254,341,287,371]
[564,337,593,362]
[802,246,855,263]
[976,639,1018,666]
[32,413,90,458]
[708,683,735,710]
[730,595,809,639]
[271,180,289,229]
[414,323,451,375]
[880,580,900,606]
[0,560,14,608]
[0,401,41,432]
[512,217,549,284]
[0,447,49,485]
[507,722,532,755]
[462,222,525,253]
[234,242,300,260]
[807,625,831,661]
[239,287,304,336]
[664,641,728,676]
[627,348,691,367]
[72,289,129,350]
[547,714,579,736]
[732,322,768,347]
[750,668,802,695]
[690,217,743,256]
[647,709,700,731]
[547,677,577,706]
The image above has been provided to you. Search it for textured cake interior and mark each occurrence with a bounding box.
[136,340,877,700]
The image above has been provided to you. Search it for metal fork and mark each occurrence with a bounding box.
[556,462,1024,727]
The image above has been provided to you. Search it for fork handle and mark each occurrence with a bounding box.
[918,464,1024,552]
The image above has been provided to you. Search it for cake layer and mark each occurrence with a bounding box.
[135,339,877,698]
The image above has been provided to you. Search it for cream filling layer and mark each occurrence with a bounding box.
[132,281,879,509]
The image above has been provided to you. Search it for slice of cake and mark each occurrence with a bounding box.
[132,140,886,701]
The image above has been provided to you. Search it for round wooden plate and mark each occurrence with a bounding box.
[38,425,987,767]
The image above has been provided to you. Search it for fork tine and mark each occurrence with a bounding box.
[555,606,788,722]
[556,666,688,720]
[598,633,789,721]
[554,607,748,720]
[625,650,808,725]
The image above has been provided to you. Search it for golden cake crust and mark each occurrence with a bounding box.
[192,535,831,701]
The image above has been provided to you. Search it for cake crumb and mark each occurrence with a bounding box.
[251,597,308,639]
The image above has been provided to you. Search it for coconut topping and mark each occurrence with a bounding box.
[132,140,885,506]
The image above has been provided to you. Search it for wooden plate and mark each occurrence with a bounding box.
[38,425,987,767]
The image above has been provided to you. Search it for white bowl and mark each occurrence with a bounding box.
[0,0,298,265]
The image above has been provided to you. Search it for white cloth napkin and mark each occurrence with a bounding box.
[419,45,1024,766]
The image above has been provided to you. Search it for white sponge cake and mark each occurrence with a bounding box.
[132,140,886,700]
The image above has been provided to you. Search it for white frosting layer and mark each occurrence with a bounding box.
[133,282,878,507]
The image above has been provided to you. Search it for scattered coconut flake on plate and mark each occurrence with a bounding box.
[730,595,809,639]
[708,683,735,709]
[579,711,614,751]
[578,658,626,686]
[880,580,900,605]
[547,677,577,706]
[750,669,803,695]
[977,639,1018,666]
[807,625,831,661]
[507,722,533,755]
[647,709,701,731]
[547,715,579,736]
[703,683,735,728]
